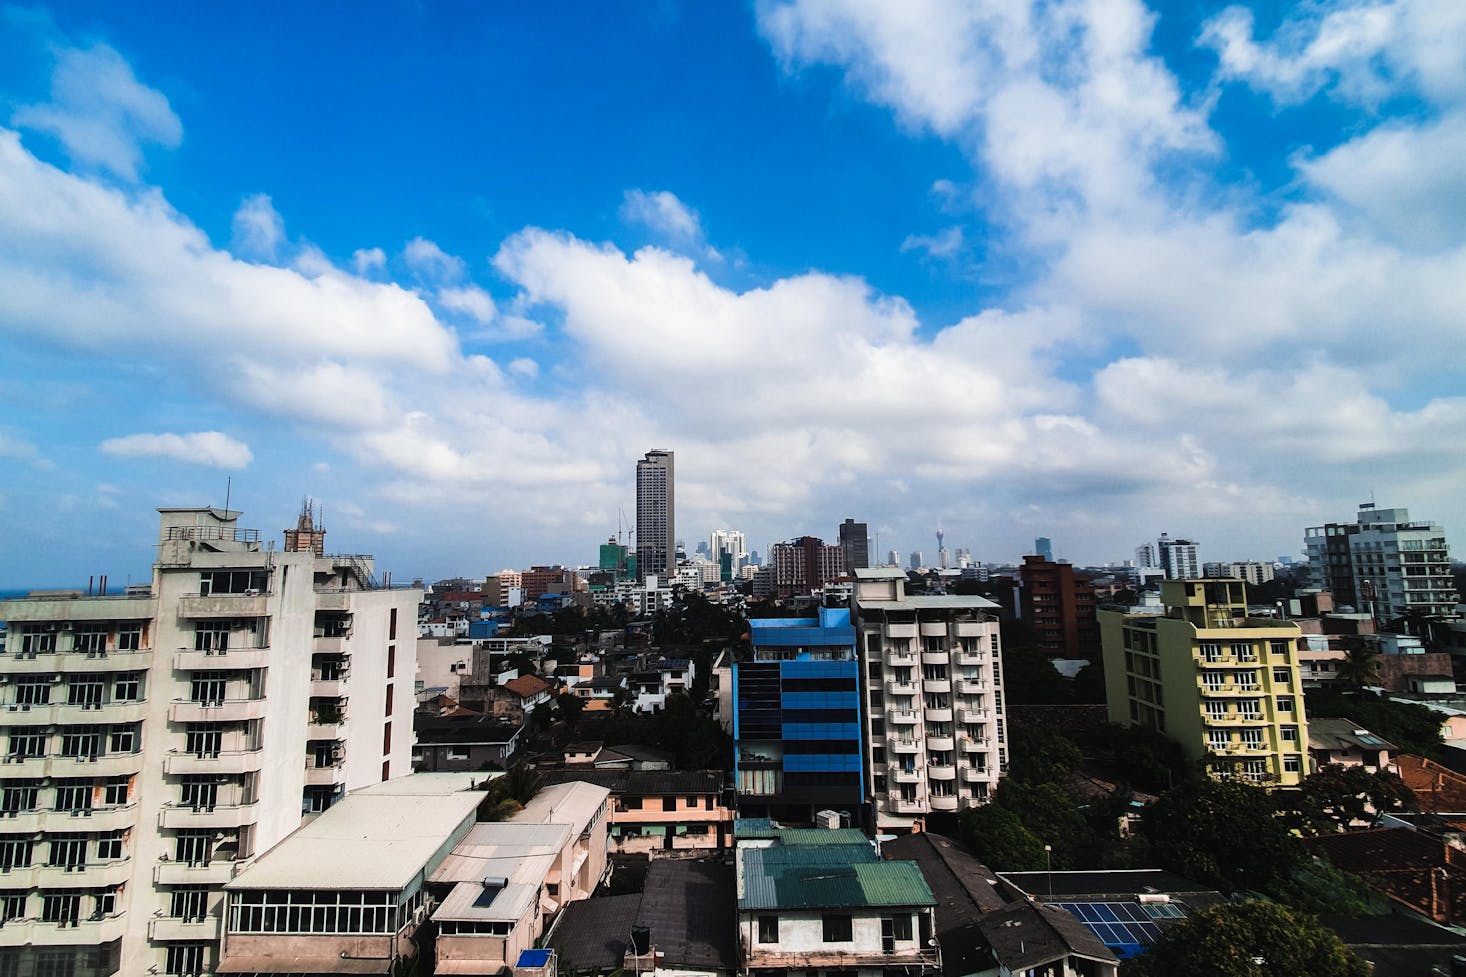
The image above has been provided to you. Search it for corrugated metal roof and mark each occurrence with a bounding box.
[740,850,935,910]
[857,595,999,610]
[770,828,871,846]
[434,879,538,923]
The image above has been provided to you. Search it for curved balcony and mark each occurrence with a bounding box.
[888,764,924,784]
[955,707,989,724]
[174,648,269,671]
[953,621,992,637]
[0,803,139,835]
[164,748,265,776]
[920,651,948,666]
[927,763,957,781]
[929,794,960,812]
[884,624,917,640]
[886,709,919,726]
[954,651,987,667]
[159,801,260,830]
[884,679,918,697]
[305,764,346,787]
[884,649,917,666]
[923,679,951,695]
[924,707,953,724]
[0,648,153,673]
[960,765,991,782]
[149,915,222,942]
[889,737,921,754]
[169,697,267,723]
[958,734,988,752]
[926,735,956,752]
[886,797,926,816]
[2,913,128,947]
[919,623,948,637]
[29,858,132,889]
[0,700,147,726]
[44,752,145,779]
[155,859,238,886]
[176,593,270,618]
[310,678,347,697]
[955,679,987,695]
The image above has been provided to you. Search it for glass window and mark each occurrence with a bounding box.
[40,892,81,927]
[165,944,207,977]
[757,914,779,943]
[822,914,853,943]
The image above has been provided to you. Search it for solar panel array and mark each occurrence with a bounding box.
[1051,901,1186,957]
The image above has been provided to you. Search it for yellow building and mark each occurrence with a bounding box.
[1100,579,1310,787]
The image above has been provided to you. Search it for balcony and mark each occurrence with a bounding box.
[304,764,346,787]
[174,648,269,671]
[42,752,145,779]
[0,803,139,835]
[955,706,989,725]
[920,651,948,665]
[929,794,960,812]
[159,801,260,830]
[955,679,987,695]
[889,737,921,754]
[0,648,152,673]
[313,634,350,653]
[922,678,951,695]
[1,913,129,947]
[886,797,926,815]
[887,709,919,725]
[310,677,348,698]
[884,623,917,639]
[0,700,147,726]
[884,649,917,666]
[958,734,988,752]
[919,623,948,637]
[926,735,955,752]
[169,697,267,723]
[307,721,344,740]
[149,915,222,943]
[164,748,265,776]
[928,763,957,781]
[924,707,953,723]
[953,621,991,637]
[954,651,986,667]
[28,858,132,889]
[889,764,924,784]
[885,679,918,697]
[155,859,239,886]
[176,593,270,618]
[959,765,991,782]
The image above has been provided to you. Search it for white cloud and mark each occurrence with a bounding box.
[436,284,496,324]
[231,193,286,260]
[620,189,704,241]
[12,42,181,181]
[0,430,39,460]
[352,247,386,275]
[507,357,539,378]
[403,237,466,283]
[99,431,253,469]
[900,225,963,258]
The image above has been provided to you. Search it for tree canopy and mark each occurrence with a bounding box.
[1141,778,1302,891]
[1277,764,1415,835]
[1122,901,1370,977]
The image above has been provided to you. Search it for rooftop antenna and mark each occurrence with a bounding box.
[224,476,232,515]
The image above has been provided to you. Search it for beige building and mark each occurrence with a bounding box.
[852,569,1008,832]
[0,506,420,977]
[1100,579,1310,787]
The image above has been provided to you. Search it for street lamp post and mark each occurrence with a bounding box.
[1044,844,1053,898]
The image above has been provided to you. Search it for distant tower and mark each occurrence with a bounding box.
[887,549,900,568]
[1035,537,1053,562]
[283,497,327,556]
[936,525,948,570]
[636,449,675,581]
[839,517,870,571]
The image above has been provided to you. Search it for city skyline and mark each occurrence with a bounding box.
[2,3,1464,588]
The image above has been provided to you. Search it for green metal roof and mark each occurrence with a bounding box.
[734,818,777,837]
[770,828,872,846]
[754,845,879,867]
[740,851,935,910]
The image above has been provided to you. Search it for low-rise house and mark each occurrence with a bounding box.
[1308,718,1399,773]
[481,674,554,722]
[976,902,1119,977]
[218,774,488,974]
[736,825,939,976]
[629,658,695,714]
[1305,827,1466,926]
[538,769,733,852]
[549,859,738,976]
[575,676,627,712]
[412,715,523,771]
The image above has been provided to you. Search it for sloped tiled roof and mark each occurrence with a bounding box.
[978,901,1117,971]
[1396,754,1466,812]
[503,674,552,698]
[535,769,723,796]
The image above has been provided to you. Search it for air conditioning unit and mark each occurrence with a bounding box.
[0,676,10,685]
[50,676,63,684]
[60,622,73,631]
[411,905,429,926]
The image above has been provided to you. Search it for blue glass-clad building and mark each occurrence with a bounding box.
[734,606,865,824]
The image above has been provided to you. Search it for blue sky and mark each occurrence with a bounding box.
[1,0,1463,588]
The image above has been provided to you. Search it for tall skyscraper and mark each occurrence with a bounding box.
[635,449,675,581]
[1034,537,1054,562]
[838,517,870,571]
[0,505,419,976]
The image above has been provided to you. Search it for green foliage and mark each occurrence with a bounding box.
[1141,779,1302,892]
[476,762,543,821]
[992,780,1092,869]
[1001,646,1072,705]
[577,692,731,770]
[1121,901,1371,977]
[1268,858,1392,916]
[1070,661,1107,704]
[1088,723,1193,793]
[957,803,1048,871]
[1304,689,1444,757]
[1277,764,1416,835]
[1005,727,1082,786]
[1333,636,1382,690]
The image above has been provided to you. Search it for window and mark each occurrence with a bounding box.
[228,889,400,934]
[8,731,46,759]
[1200,642,1222,662]
[1234,643,1257,662]
[1234,670,1258,691]
[0,891,25,921]
[41,892,81,927]
[186,723,222,758]
[190,673,227,705]
[72,627,107,655]
[20,630,56,657]
[891,913,913,941]
[93,887,117,918]
[113,675,141,702]
[445,746,469,762]
[96,832,122,861]
[165,944,207,977]
[1204,701,1227,720]
[0,781,39,816]
[1280,725,1299,743]
[387,645,396,678]
[199,569,268,595]
[176,832,212,866]
[1240,728,1264,747]
[14,678,51,706]
[1207,730,1229,752]
[180,776,219,811]
[0,837,33,871]
[1202,672,1224,691]
[1270,640,1291,658]
[109,726,137,754]
[1277,696,1294,713]
[1236,699,1260,720]
[822,914,853,943]
[757,914,779,943]
[59,727,102,759]
[46,834,88,871]
[1284,756,1302,773]
[1272,668,1291,685]
[117,625,142,651]
[171,887,210,922]
[52,781,92,814]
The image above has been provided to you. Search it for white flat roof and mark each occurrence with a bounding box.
[516,781,610,831]
[353,772,494,795]
[858,595,1000,610]
[227,790,485,891]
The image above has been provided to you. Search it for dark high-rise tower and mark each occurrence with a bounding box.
[636,449,675,581]
[838,517,869,570]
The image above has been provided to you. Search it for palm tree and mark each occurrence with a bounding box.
[1334,636,1382,690]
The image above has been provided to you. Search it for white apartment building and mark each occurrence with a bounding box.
[0,506,420,977]
[1201,561,1275,587]
[851,569,1008,832]
[1349,506,1457,621]
[1156,534,1200,580]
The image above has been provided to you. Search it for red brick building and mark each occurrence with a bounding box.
[1018,555,1100,658]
